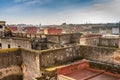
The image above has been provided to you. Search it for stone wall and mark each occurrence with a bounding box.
[21,49,40,80]
[80,45,120,65]
[0,38,31,49]
[46,34,71,45]
[59,35,71,45]
[0,48,41,80]
[40,45,120,74]
[89,60,120,74]
[80,37,119,48]
[40,46,82,68]
[47,43,61,49]
[99,37,119,48]
[71,33,81,43]
[0,44,120,80]
[47,35,59,43]
[0,48,23,80]
[80,37,100,46]
[86,37,99,46]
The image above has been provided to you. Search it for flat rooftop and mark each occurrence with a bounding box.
[57,60,120,80]
[64,68,120,80]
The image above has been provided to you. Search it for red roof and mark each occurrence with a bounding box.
[47,28,62,34]
[26,27,37,34]
[9,26,18,32]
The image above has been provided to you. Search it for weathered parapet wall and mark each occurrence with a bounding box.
[80,37,100,46]
[46,34,71,44]
[46,34,71,49]
[0,48,41,80]
[40,45,82,68]
[59,35,71,45]
[80,45,120,65]
[21,49,40,80]
[0,48,23,80]
[47,33,81,45]
[46,33,81,49]
[86,37,99,46]
[99,37,119,48]
[40,45,120,67]
[0,44,120,80]
[40,45,120,74]
[80,45,120,74]
[89,60,120,74]
[12,33,43,39]
[71,33,81,43]
[80,37,119,48]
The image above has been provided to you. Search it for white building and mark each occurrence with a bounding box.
[0,38,31,49]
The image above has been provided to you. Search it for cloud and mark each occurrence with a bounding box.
[14,0,28,3]
[53,0,120,24]
[2,0,120,25]
[14,0,51,5]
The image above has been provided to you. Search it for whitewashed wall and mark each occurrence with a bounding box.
[0,38,31,49]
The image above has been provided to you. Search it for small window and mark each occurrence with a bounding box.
[0,43,2,48]
[18,46,21,48]
[8,44,11,48]
[0,25,3,28]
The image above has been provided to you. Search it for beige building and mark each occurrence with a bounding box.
[0,38,31,49]
[0,21,6,37]
[0,21,6,26]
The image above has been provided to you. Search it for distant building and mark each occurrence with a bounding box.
[0,38,31,49]
[0,21,6,37]
[44,28,62,34]
[112,27,119,35]
[9,26,18,33]
[0,21,6,26]
[46,33,81,49]
[92,23,119,35]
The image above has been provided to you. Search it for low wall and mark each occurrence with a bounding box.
[0,48,40,80]
[0,48,23,80]
[40,46,82,68]
[80,37,99,46]
[40,45,120,74]
[99,38,119,48]
[90,61,120,74]
[0,45,120,80]
[86,37,99,46]
[46,34,71,44]
[71,33,81,43]
[80,37,119,48]
[80,45,120,65]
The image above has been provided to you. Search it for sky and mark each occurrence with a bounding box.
[0,0,120,25]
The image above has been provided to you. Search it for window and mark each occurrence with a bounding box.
[18,46,21,48]
[8,44,11,48]
[0,43,2,49]
[0,25,3,28]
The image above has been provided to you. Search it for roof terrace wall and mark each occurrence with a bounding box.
[0,48,40,80]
